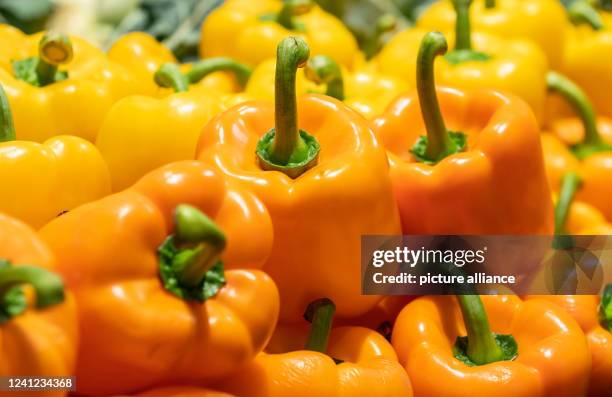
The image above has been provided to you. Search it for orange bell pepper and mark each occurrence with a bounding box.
[217,299,413,396]
[371,32,553,234]
[0,26,146,142]
[95,57,255,191]
[0,212,77,397]
[392,294,591,396]
[39,161,278,395]
[115,387,235,397]
[541,72,612,220]
[531,292,611,397]
[0,84,110,228]
[197,37,401,323]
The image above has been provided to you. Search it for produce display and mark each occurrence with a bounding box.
[1,1,611,396]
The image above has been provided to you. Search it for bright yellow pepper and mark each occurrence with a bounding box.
[200,0,359,69]
[374,2,548,120]
[0,85,110,228]
[417,0,568,69]
[0,26,147,142]
[245,57,408,119]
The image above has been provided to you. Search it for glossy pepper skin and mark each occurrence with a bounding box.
[39,161,278,395]
[197,38,400,323]
[0,212,78,397]
[0,25,146,142]
[115,387,235,397]
[372,87,553,233]
[392,295,591,397]
[373,28,548,121]
[200,0,359,68]
[541,72,612,220]
[417,0,568,69]
[0,85,110,228]
[246,56,409,119]
[530,295,611,397]
[219,323,413,396]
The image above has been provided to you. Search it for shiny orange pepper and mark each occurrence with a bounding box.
[115,387,236,397]
[371,32,553,234]
[392,294,591,396]
[0,212,78,397]
[197,38,401,323]
[39,161,278,395]
[217,299,413,396]
[0,26,146,142]
[540,72,612,220]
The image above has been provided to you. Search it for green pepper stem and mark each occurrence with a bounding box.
[484,0,495,8]
[154,63,190,93]
[172,204,226,288]
[554,172,582,235]
[272,37,309,164]
[547,72,602,147]
[276,0,314,30]
[568,1,605,30]
[0,261,65,311]
[36,32,73,87]
[453,0,473,50]
[418,32,454,161]
[457,295,505,365]
[600,284,612,332]
[304,55,345,100]
[0,85,15,142]
[186,57,252,88]
[304,298,336,353]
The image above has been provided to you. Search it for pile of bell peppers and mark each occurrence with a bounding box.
[1,0,611,396]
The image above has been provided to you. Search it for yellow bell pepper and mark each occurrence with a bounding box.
[200,0,359,69]
[96,60,255,191]
[552,4,612,119]
[417,0,568,69]
[0,26,147,142]
[0,85,110,228]
[374,1,548,121]
[244,56,408,119]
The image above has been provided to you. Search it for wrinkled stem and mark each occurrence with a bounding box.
[154,63,190,93]
[554,172,582,235]
[457,295,505,365]
[36,32,73,86]
[453,0,473,50]
[304,298,336,353]
[0,85,15,142]
[304,55,345,100]
[418,32,453,160]
[172,205,226,287]
[276,0,314,30]
[186,57,252,88]
[547,72,601,147]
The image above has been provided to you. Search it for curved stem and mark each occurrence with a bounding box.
[554,172,582,235]
[547,72,601,147]
[304,298,336,353]
[457,295,504,365]
[418,32,453,161]
[276,0,314,30]
[453,0,473,51]
[568,1,605,30]
[304,55,345,100]
[154,63,190,93]
[172,205,226,287]
[484,0,496,8]
[0,85,15,142]
[36,32,73,86]
[186,57,252,88]
[600,284,611,332]
[0,260,64,313]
